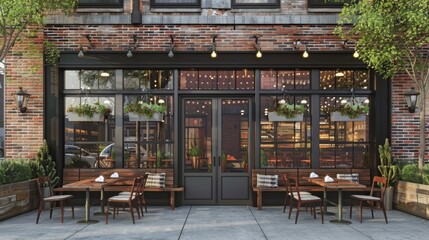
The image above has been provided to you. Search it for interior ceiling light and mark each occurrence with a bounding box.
[335,71,345,77]
[168,35,175,58]
[100,72,110,77]
[254,35,262,58]
[211,35,217,58]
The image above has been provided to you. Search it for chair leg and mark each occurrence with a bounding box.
[60,201,64,223]
[380,201,388,224]
[288,200,293,219]
[36,206,43,224]
[71,205,75,219]
[295,202,301,224]
[349,199,353,219]
[283,196,288,213]
[320,202,324,224]
[129,203,135,224]
[106,202,110,224]
[359,201,363,223]
[370,202,374,219]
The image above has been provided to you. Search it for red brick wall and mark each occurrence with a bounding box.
[45,24,348,52]
[391,74,429,162]
[4,27,44,159]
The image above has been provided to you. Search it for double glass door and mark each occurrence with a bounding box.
[182,97,252,204]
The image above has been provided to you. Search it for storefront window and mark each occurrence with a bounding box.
[260,69,310,90]
[124,70,173,90]
[65,70,116,90]
[180,69,255,90]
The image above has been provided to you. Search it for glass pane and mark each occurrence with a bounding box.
[236,69,255,90]
[320,144,335,168]
[320,70,335,90]
[354,70,370,90]
[336,70,353,89]
[222,99,249,173]
[99,70,116,89]
[180,70,198,90]
[199,70,217,90]
[81,70,98,89]
[278,70,294,90]
[185,99,212,172]
[64,70,80,89]
[260,69,277,89]
[217,70,235,90]
[294,70,310,90]
[354,144,369,168]
[124,70,150,90]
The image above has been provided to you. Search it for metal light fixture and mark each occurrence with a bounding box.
[168,35,175,58]
[294,39,308,58]
[15,87,30,113]
[404,87,420,113]
[211,35,217,58]
[78,46,84,58]
[302,46,309,58]
[254,35,262,58]
[127,34,138,58]
[353,50,360,58]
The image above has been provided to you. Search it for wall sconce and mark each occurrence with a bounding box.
[254,35,262,58]
[403,87,420,113]
[127,34,138,58]
[15,87,30,113]
[168,35,175,58]
[211,35,217,58]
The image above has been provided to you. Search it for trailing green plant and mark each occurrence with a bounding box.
[67,101,112,118]
[377,138,398,186]
[272,102,306,118]
[336,102,369,119]
[188,144,200,157]
[156,150,163,168]
[0,159,33,185]
[124,100,167,118]
[35,140,59,187]
[44,41,60,65]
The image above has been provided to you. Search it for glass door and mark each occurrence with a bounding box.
[182,98,251,204]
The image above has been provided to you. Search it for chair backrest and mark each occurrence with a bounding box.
[137,173,150,194]
[371,176,387,201]
[282,174,291,196]
[289,177,302,201]
[129,177,142,201]
[36,176,53,199]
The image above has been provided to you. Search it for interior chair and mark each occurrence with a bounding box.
[106,177,142,224]
[119,173,149,215]
[349,176,388,224]
[282,174,311,213]
[288,177,324,224]
[36,176,74,224]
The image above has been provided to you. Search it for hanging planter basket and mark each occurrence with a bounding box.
[67,112,104,122]
[128,112,163,122]
[268,112,304,122]
[330,112,366,122]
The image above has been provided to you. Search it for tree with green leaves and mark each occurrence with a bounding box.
[0,0,76,62]
[335,0,429,172]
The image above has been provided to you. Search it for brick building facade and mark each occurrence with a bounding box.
[3,0,427,204]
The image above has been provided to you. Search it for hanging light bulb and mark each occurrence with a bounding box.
[302,50,309,58]
[127,48,133,58]
[211,50,217,58]
[353,50,360,58]
[78,47,84,58]
[256,50,262,58]
[168,50,174,58]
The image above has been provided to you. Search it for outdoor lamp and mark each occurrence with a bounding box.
[404,87,419,113]
[15,87,30,113]
[211,35,217,58]
[168,35,175,58]
[254,35,262,58]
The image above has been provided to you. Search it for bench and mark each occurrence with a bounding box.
[252,168,373,210]
[59,168,184,210]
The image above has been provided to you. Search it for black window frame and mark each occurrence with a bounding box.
[150,0,201,8]
[232,0,280,9]
[77,0,124,8]
[308,0,354,8]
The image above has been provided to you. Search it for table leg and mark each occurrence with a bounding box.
[330,189,351,224]
[77,188,99,224]
[93,187,108,216]
[322,187,335,216]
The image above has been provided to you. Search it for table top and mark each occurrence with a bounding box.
[60,177,123,191]
[305,177,366,189]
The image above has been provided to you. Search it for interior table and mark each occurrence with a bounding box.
[306,177,366,224]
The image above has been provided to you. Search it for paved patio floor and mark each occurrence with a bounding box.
[0,205,428,240]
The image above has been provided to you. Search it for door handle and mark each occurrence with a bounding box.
[213,156,216,167]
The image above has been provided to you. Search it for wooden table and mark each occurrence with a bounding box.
[306,177,366,224]
[59,177,122,224]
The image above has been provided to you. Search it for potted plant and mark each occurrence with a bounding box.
[377,138,397,210]
[67,101,112,122]
[189,144,200,169]
[268,102,306,122]
[124,100,167,122]
[331,101,369,121]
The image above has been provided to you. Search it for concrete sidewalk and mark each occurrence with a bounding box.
[0,205,427,240]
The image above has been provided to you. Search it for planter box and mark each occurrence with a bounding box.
[268,112,303,122]
[128,112,163,122]
[67,112,104,122]
[0,179,38,221]
[330,112,366,122]
[394,180,429,220]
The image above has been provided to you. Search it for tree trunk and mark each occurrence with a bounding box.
[419,87,426,172]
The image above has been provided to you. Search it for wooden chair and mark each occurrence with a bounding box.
[36,176,74,224]
[349,176,388,224]
[119,173,149,215]
[106,177,142,224]
[288,177,324,224]
[282,174,311,213]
